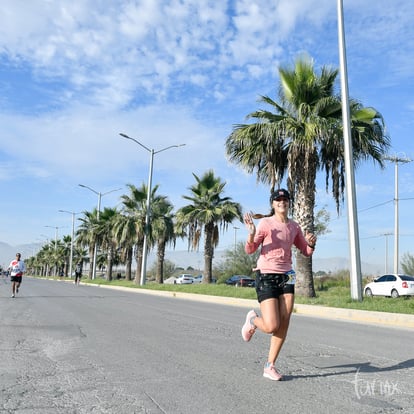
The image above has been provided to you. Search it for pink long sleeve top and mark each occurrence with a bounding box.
[245,216,314,274]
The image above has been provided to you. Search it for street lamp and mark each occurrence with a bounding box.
[119,132,186,285]
[44,225,61,250]
[78,184,122,280]
[59,210,81,278]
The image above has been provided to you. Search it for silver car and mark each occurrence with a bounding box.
[174,274,194,284]
[364,274,414,298]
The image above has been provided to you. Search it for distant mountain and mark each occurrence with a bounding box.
[0,241,382,276]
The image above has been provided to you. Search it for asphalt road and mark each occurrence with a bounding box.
[1,277,413,414]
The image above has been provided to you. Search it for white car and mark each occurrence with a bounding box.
[192,274,217,284]
[364,274,414,298]
[192,275,203,284]
[174,274,194,284]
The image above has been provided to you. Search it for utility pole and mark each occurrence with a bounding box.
[383,155,412,274]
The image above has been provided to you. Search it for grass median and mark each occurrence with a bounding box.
[78,276,414,315]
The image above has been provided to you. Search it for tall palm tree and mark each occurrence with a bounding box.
[176,170,243,283]
[226,55,390,297]
[45,239,66,276]
[34,244,52,276]
[61,235,72,277]
[72,246,88,276]
[76,209,100,279]
[54,240,67,276]
[96,207,119,281]
[150,197,176,283]
[113,211,136,281]
[119,183,164,284]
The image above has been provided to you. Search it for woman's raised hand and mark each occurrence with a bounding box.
[243,212,256,235]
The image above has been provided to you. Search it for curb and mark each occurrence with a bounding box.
[293,303,414,329]
[92,283,414,330]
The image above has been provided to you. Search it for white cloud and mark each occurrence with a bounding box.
[0,101,229,183]
[0,0,335,111]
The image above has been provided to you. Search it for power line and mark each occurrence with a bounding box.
[358,199,393,213]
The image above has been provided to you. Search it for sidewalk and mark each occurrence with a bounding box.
[92,283,414,330]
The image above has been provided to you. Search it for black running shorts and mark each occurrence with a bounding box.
[11,275,22,284]
[255,272,294,303]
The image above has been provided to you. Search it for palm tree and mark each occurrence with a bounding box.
[76,209,100,279]
[176,170,243,283]
[150,197,176,283]
[72,246,88,276]
[119,183,161,284]
[54,240,67,276]
[43,239,66,276]
[61,235,72,277]
[226,55,390,297]
[113,211,135,281]
[113,210,137,281]
[96,207,119,281]
[34,244,52,276]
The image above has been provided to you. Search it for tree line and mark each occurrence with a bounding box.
[27,170,241,285]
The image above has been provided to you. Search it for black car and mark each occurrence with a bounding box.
[225,275,255,287]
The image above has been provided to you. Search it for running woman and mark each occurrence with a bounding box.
[241,189,316,380]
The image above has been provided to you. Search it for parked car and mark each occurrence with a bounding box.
[192,275,203,284]
[225,275,255,287]
[192,274,217,284]
[364,274,414,298]
[174,274,195,284]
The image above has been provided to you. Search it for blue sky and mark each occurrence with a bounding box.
[1,0,413,273]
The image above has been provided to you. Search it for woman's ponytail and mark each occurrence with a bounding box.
[252,210,273,219]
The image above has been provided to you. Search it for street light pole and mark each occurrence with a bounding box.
[337,0,362,300]
[233,226,239,272]
[44,225,60,250]
[59,210,80,278]
[141,148,154,286]
[78,184,122,280]
[383,155,412,274]
[233,226,239,254]
[119,133,186,285]
[382,232,392,273]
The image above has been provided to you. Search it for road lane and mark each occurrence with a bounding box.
[1,277,413,413]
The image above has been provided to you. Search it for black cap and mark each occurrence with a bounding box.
[270,189,290,202]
